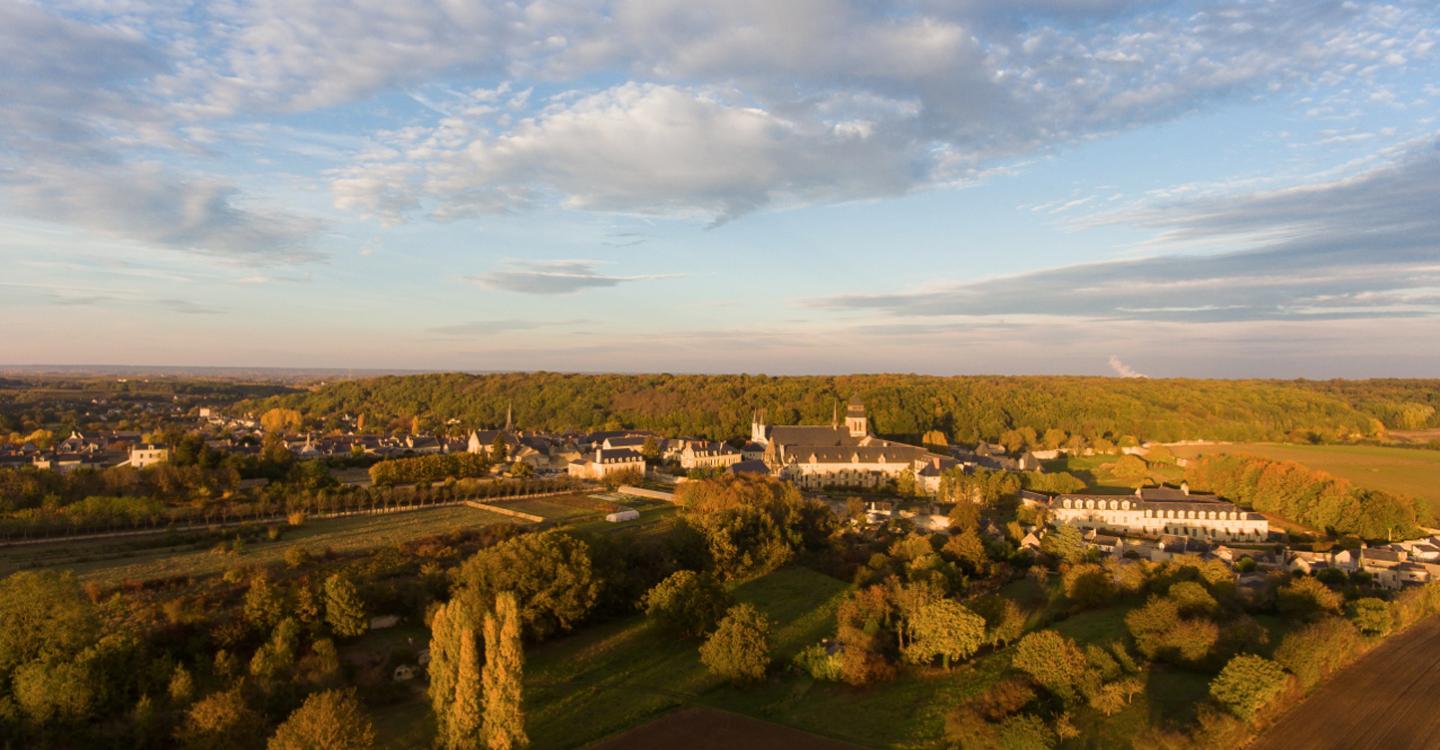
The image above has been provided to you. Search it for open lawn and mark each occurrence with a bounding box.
[0,505,525,585]
[1169,442,1440,520]
[1044,453,1185,494]
[494,494,619,522]
[591,707,865,750]
[372,566,851,749]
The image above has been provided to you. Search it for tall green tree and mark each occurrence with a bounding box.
[451,626,483,750]
[642,570,732,639]
[454,532,598,640]
[324,573,368,638]
[0,570,98,682]
[482,592,528,750]
[427,602,468,747]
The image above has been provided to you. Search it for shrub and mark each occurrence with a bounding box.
[1276,576,1343,620]
[1274,617,1363,689]
[699,603,771,685]
[792,643,843,682]
[901,599,987,669]
[1012,630,1091,702]
[1209,654,1291,722]
[1062,563,1114,610]
[1345,597,1392,636]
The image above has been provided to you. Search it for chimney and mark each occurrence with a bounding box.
[1180,481,1190,496]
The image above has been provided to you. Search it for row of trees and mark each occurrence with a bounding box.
[367,453,493,486]
[1185,454,1427,538]
[0,473,583,540]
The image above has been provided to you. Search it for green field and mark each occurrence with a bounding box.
[0,505,526,584]
[1044,453,1185,493]
[370,566,851,749]
[1169,443,1440,520]
[371,567,1219,750]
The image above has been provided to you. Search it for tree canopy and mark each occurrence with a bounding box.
[453,531,599,640]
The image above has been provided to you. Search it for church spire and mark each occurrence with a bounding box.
[505,401,513,431]
[832,401,838,429]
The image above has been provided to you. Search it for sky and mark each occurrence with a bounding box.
[1,0,1438,378]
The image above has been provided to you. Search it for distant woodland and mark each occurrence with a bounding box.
[241,373,1440,445]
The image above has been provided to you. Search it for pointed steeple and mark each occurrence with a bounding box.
[505,401,513,431]
[832,401,838,429]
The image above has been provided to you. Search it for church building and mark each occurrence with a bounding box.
[750,400,956,492]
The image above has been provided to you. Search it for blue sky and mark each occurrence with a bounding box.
[2,0,1438,377]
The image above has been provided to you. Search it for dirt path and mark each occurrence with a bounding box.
[1249,616,1440,750]
[587,707,865,750]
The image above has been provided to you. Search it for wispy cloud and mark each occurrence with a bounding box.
[812,139,1440,323]
[465,260,683,295]
[156,299,225,315]
[428,319,588,336]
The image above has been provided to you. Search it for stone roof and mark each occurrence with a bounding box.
[597,448,645,464]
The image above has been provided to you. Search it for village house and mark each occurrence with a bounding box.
[567,447,646,480]
[127,444,170,468]
[679,440,742,470]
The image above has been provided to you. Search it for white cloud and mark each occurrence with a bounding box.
[0,3,326,261]
[334,83,928,223]
[318,0,1434,224]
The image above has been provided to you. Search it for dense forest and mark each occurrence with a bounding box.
[240,373,1438,444]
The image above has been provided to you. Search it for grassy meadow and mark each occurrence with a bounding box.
[1168,443,1440,520]
[0,504,528,584]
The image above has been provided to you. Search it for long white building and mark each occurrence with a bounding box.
[1048,485,1268,542]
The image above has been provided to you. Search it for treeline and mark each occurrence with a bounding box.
[1185,455,1428,538]
[0,463,242,513]
[238,372,1417,445]
[0,477,583,540]
[1298,379,1440,431]
[368,453,492,486]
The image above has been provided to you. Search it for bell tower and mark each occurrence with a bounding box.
[845,400,868,437]
[751,408,768,445]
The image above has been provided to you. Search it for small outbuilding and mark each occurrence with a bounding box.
[605,508,640,523]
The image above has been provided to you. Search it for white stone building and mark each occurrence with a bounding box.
[1048,485,1268,542]
[127,444,170,468]
[679,441,742,470]
[568,447,647,480]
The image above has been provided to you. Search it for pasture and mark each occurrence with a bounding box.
[0,504,526,585]
[1168,443,1440,519]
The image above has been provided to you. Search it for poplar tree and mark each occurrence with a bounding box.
[483,593,528,750]
[427,603,466,747]
[451,628,483,749]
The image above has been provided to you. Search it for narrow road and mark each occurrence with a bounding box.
[1249,616,1440,750]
